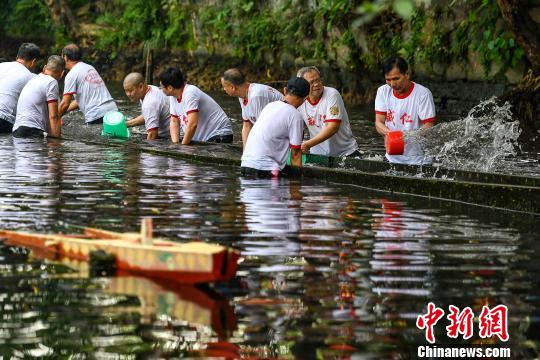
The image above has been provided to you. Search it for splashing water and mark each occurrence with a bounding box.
[407,98,529,174]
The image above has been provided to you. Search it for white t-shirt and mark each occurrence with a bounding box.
[298,86,358,157]
[375,82,436,165]
[141,85,170,138]
[239,83,283,123]
[169,84,232,141]
[241,100,304,171]
[13,73,59,132]
[0,61,35,124]
[64,62,117,123]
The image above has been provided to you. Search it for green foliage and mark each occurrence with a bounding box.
[392,0,415,19]
[1,0,53,39]
[199,0,282,63]
[95,0,193,56]
[359,0,523,77]
[198,0,358,70]
[450,0,524,76]
[0,0,526,80]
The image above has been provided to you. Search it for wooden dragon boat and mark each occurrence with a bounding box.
[0,219,240,284]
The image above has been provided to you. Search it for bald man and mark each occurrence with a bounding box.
[123,73,171,140]
[13,55,65,138]
[221,68,283,148]
[58,43,117,124]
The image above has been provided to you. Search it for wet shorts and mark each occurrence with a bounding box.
[207,134,233,143]
[12,126,45,138]
[0,118,13,133]
[87,117,103,125]
[241,167,277,179]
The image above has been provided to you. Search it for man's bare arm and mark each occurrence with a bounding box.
[58,94,74,118]
[290,147,302,167]
[420,122,434,130]
[147,128,158,140]
[301,121,340,153]
[182,112,199,145]
[126,114,145,127]
[47,102,61,138]
[375,113,390,136]
[170,117,180,143]
[242,121,253,149]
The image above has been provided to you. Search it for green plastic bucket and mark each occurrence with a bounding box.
[102,111,129,139]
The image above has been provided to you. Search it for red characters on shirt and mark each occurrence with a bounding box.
[84,69,104,85]
[386,110,395,124]
[400,112,413,124]
[181,115,188,126]
[307,116,320,127]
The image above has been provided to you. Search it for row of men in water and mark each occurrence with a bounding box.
[0,43,436,176]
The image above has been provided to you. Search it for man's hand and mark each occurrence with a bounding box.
[301,141,311,154]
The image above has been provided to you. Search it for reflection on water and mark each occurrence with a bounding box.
[0,134,538,358]
[240,177,301,236]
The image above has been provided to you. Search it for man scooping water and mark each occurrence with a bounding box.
[374,56,436,165]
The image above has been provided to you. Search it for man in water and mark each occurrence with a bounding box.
[58,44,117,124]
[123,72,171,140]
[241,77,310,178]
[12,55,65,138]
[296,66,359,157]
[374,56,436,165]
[0,43,40,133]
[159,67,233,144]
[220,68,283,148]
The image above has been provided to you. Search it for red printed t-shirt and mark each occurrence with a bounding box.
[375,82,436,165]
[169,84,232,141]
[63,62,117,123]
[298,86,358,157]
